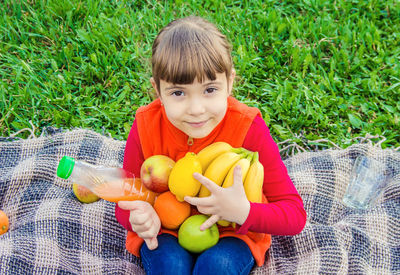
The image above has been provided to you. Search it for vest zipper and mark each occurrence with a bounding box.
[187,137,194,147]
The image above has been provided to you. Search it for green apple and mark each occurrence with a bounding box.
[178,214,219,253]
[72,183,100,203]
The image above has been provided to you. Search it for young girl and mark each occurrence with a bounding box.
[116,16,306,274]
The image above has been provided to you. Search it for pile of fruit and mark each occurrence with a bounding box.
[140,142,264,252]
[142,142,264,206]
[71,141,264,253]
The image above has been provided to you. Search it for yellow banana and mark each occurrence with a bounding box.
[217,220,232,227]
[218,154,252,226]
[221,155,252,189]
[198,151,241,197]
[243,152,264,203]
[197,142,232,172]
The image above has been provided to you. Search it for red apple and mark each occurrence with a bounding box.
[140,155,175,193]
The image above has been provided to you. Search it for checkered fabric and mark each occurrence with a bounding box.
[0,129,399,274]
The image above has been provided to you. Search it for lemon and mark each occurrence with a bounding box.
[168,152,202,201]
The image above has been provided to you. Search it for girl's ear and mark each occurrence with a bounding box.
[228,69,236,96]
[150,77,161,97]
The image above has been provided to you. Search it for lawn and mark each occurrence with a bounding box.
[1,0,399,149]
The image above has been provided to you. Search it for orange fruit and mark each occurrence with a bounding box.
[153,191,191,230]
[0,210,9,235]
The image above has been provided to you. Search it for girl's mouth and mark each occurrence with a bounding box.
[187,120,207,128]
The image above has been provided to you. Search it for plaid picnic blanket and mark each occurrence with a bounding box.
[0,129,399,274]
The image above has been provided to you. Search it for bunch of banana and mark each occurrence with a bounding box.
[243,152,264,204]
[197,142,244,197]
[217,153,253,226]
[197,141,233,172]
[195,142,265,226]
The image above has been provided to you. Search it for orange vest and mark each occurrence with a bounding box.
[126,96,271,266]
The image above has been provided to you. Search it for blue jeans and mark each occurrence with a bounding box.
[140,234,255,275]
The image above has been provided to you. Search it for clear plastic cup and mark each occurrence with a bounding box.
[343,155,389,209]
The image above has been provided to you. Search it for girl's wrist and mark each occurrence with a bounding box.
[235,199,250,225]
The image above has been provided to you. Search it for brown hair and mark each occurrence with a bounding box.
[152,16,233,92]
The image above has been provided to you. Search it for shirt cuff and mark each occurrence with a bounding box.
[115,204,133,232]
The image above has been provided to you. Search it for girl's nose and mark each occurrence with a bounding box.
[187,99,206,116]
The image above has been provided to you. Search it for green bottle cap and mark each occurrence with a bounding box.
[57,156,76,179]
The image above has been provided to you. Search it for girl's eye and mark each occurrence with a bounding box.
[171,90,184,97]
[205,87,217,94]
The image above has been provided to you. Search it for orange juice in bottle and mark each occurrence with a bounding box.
[57,156,157,204]
[94,177,156,204]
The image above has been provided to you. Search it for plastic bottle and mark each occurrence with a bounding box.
[57,156,157,204]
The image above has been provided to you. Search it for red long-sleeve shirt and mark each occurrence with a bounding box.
[115,115,306,236]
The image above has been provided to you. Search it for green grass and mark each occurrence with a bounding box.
[1,0,399,149]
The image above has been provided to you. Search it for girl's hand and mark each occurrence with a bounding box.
[184,166,250,230]
[118,200,161,250]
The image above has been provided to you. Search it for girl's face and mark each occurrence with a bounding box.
[152,71,235,139]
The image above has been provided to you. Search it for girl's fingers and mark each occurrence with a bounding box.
[193,172,221,194]
[144,237,158,250]
[118,200,144,210]
[133,219,159,239]
[199,214,220,231]
[233,165,242,184]
[197,205,216,215]
[138,228,158,239]
[129,212,150,225]
[184,195,213,206]
[131,218,153,232]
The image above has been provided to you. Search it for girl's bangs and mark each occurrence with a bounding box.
[154,32,231,85]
